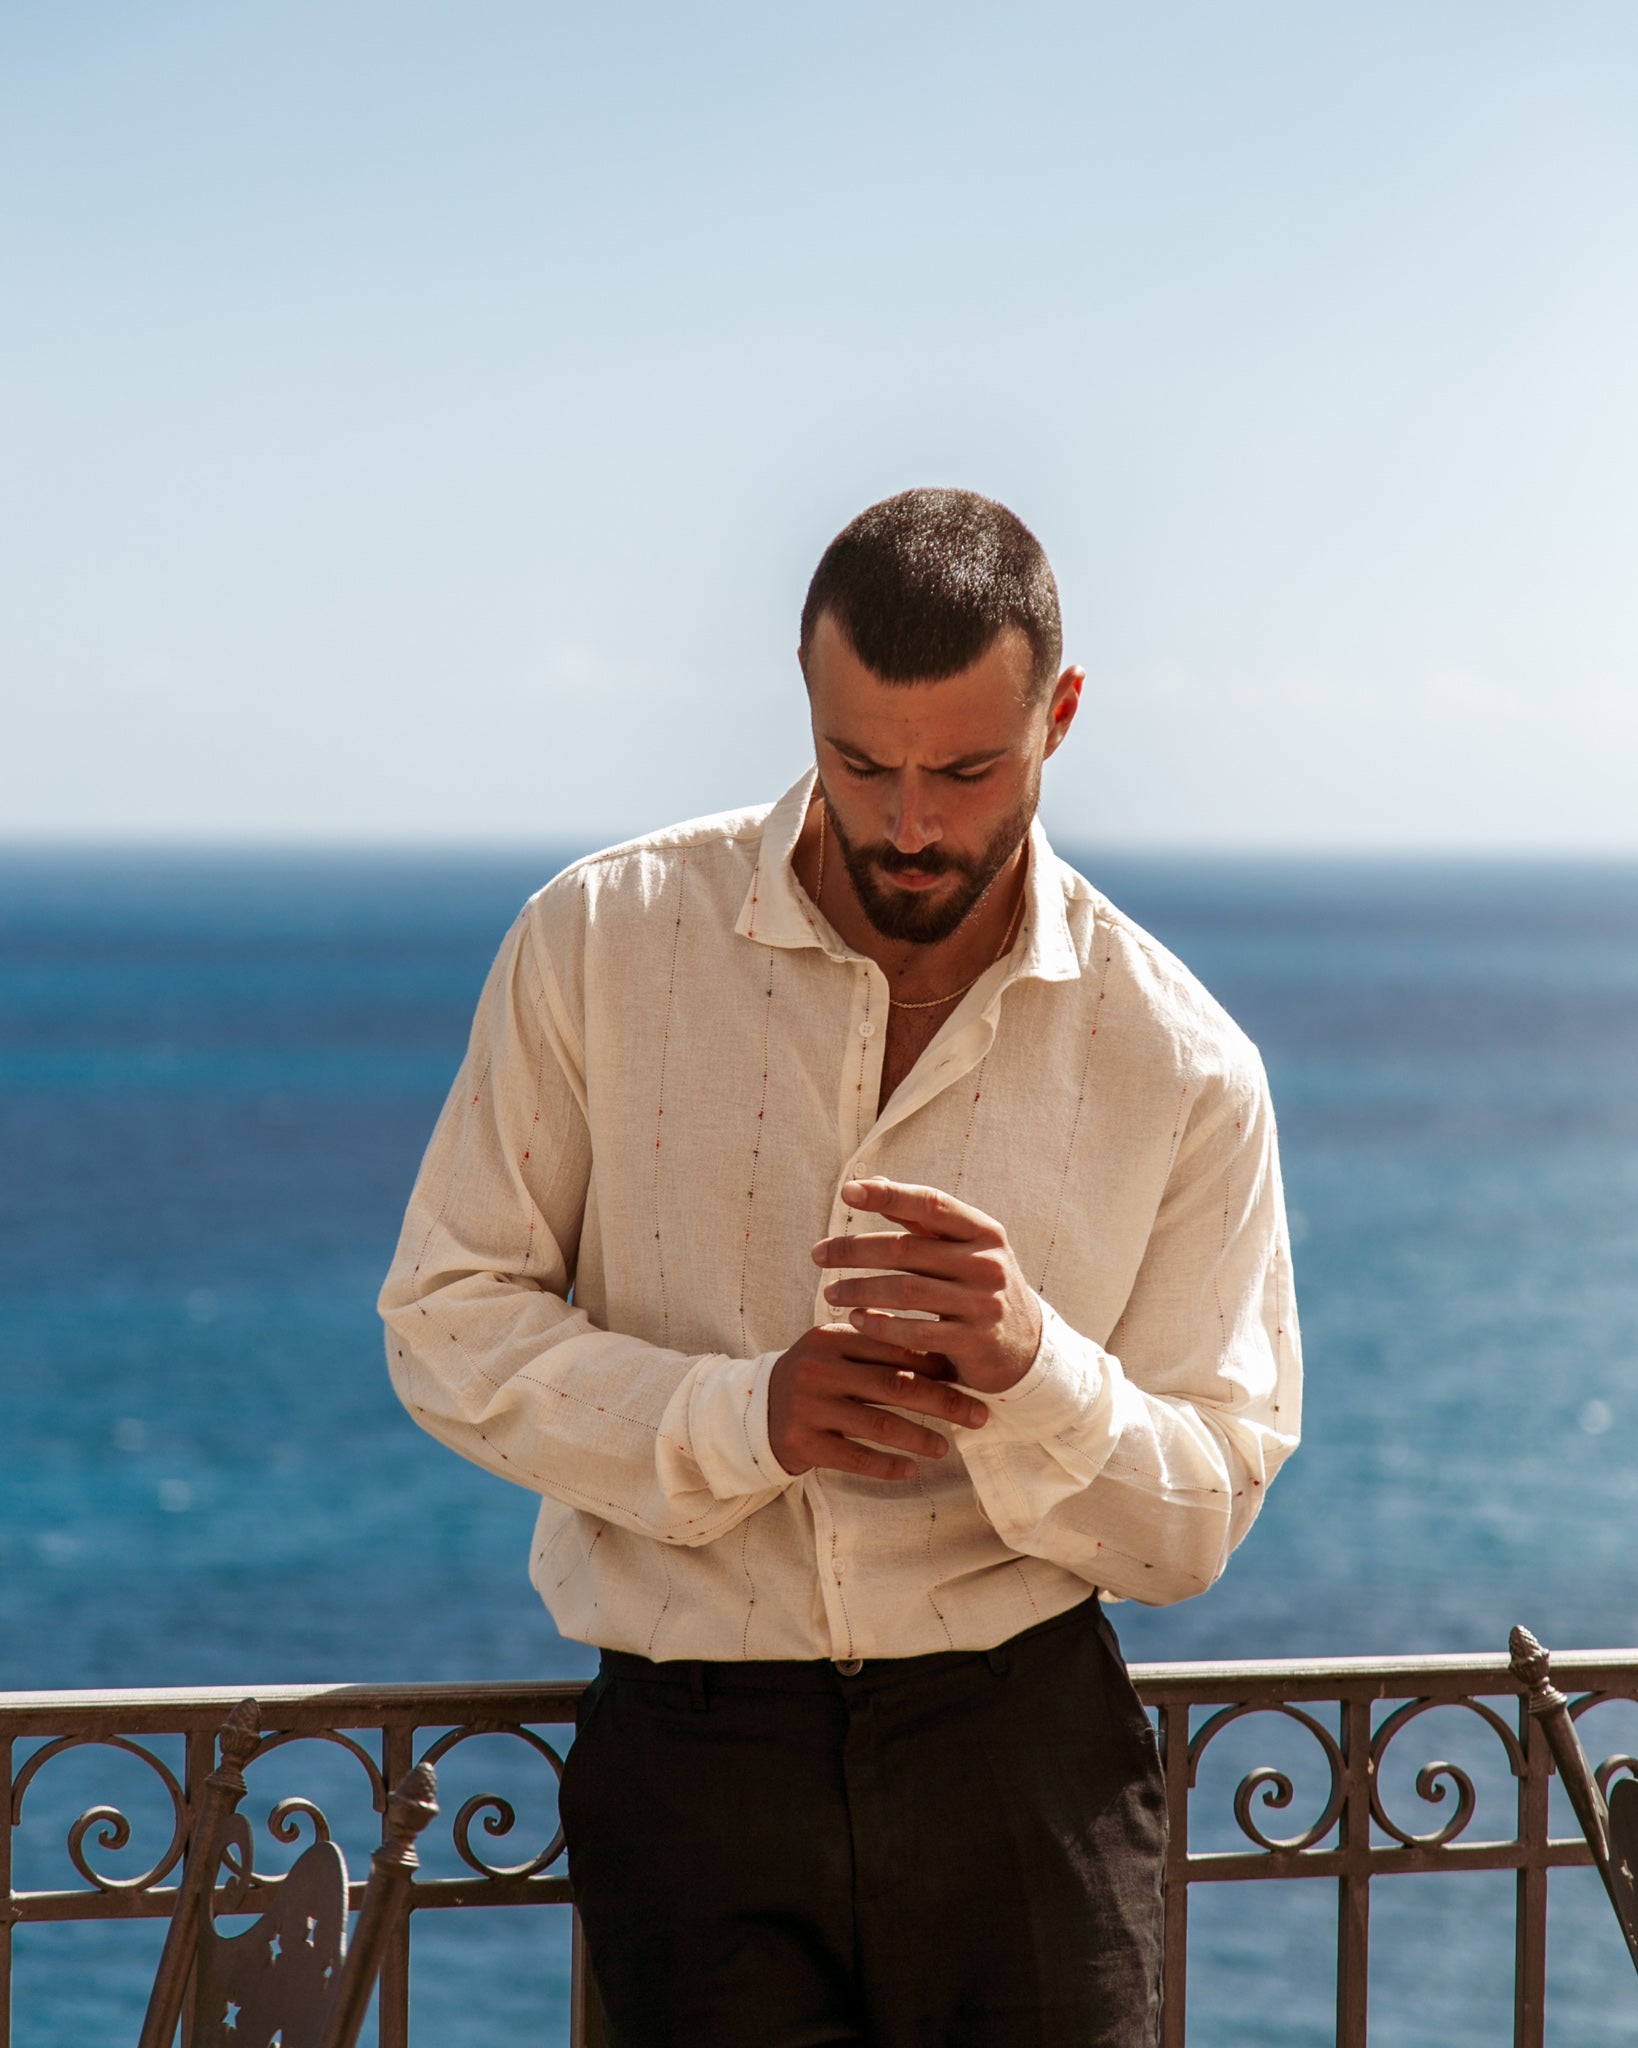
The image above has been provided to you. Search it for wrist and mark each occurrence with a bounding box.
[961,1298,1044,1394]
[958,1301,1108,1445]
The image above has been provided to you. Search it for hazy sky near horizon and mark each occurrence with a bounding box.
[4,2,1636,851]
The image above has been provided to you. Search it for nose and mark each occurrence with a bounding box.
[886,775,941,855]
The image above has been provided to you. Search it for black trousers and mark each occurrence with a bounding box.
[559,1595,1167,2047]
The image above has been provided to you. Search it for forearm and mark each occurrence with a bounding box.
[380,905,797,1545]
[957,1303,1293,1603]
[957,1050,1302,1605]
[382,1266,795,1545]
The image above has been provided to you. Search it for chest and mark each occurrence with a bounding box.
[579,928,1182,1339]
[878,1005,949,1117]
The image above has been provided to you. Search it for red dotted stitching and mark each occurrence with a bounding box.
[952,1056,991,1196]
[650,857,689,1336]
[738,951,776,1347]
[1037,938,1115,1294]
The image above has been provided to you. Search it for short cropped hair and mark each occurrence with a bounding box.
[800,488,1062,698]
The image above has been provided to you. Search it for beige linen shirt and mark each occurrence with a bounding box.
[381,771,1301,1663]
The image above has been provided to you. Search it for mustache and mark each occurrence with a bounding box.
[867,845,969,878]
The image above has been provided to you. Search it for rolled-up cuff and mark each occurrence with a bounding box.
[967,1300,1109,1445]
[685,1349,798,1501]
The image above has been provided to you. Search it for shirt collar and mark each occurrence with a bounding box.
[737,769,1080,988]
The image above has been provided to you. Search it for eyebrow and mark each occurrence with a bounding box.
[824,737,1010,773]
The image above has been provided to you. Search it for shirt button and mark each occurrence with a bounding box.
[858,1020,877,1039]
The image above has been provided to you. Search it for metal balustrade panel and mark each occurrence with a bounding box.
[6,1653,1637,2045]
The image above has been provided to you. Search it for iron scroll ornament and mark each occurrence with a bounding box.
[1186,1692,1536,1856]
[1186,1703,1347,1853]
[10,1734,189,1894]
[414,1722,570,1879]
[11,1717,573,1901]
[195,1725,386,1891]
[1368,1695,1525,1850]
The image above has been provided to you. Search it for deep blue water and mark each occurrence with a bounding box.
[3,846,1637,2044]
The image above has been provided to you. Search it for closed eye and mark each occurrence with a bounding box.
[832,756,997,783]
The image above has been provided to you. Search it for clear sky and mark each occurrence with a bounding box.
[4,1,1636,851]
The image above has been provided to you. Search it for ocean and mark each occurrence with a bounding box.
[3,845,1636,2044]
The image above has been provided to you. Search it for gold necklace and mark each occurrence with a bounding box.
[814,801,1027,1011]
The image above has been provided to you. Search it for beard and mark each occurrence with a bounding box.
[820,771,1040,946]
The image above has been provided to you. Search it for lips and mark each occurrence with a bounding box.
[874,859,956,891]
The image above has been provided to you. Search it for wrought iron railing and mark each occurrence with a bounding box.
[4,1648,1636,2045]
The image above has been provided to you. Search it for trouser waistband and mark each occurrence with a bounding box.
[597,1591,1106,1699]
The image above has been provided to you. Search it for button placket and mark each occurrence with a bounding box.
[835,962,886,1160]
[817,1186,863,1323]
[848,1014,998,1162]
[802,1472,854,1660]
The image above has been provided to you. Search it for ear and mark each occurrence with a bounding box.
[1042,668,1084,758]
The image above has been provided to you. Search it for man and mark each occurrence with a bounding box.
[381,488,1301,2046]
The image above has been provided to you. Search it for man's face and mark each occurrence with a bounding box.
[802,612,1079,946]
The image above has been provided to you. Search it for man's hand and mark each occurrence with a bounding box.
[766,1324,991,1482]
[812,1178,1044,1395]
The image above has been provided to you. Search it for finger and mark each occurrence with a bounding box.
[840,1178,1002,1243]
[806,1436,919,1483]
[814,1325,930,1369]
[812,1231,969,1275]
[823,1272,972,1319]
[832,1363,989,1431]
[813,1401,950,1460]
[790,1348,986,1423]
[847,1310,975,1360]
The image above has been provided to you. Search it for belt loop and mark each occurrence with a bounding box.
[985,1646,1011,1677]
[688,1661,709,1711]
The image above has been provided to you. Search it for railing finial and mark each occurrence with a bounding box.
[218,1696,262,1769]
[380,1761,439,1872]
[1509,1626,1566,1716]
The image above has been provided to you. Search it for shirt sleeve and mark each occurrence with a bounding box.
[954,1048,1302,1605]
[378,905,800,1548]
